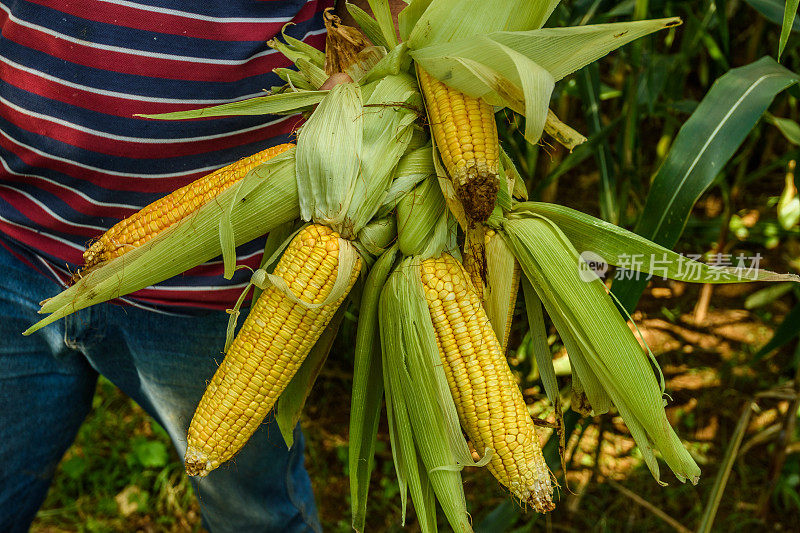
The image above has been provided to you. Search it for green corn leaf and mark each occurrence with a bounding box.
[779,0,799,60]
[696,402,755,533]
[766,113,800,144]
[137,91,327,120]
[753,301,800,361]
[380,259,476,533]
[276,306,346,448]
[347,2,388,49]
[296,82,363,232]
[350,246,399,533]
[411,18,677,143]
[613,56,800,310]
[26,157,300,335]
[577,62,617,223]
[746,0,800,33]
[366,0,399,49]
[397,177,447,256]
[514,202,800,284]
[503,214,700,484]
[406,0,560,49]
[744,282,795,309]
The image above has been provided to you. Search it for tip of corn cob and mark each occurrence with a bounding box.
[454,167,498,222]
[515,475,556,514]
[82,240,105,270]
[184,447,213,477]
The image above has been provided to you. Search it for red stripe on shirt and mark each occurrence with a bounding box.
[0,185,101,236]
[0,172,138,219]
[0,119,300,193]
[24,0,321,42]
[0,100,295,158]
[0,14,327,83]
[0,58,294,118]
[0,218,83,263]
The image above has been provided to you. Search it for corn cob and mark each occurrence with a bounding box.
[185,224,361,477]
[417,67,499,222]
[420,253,553,512]
[83,143,294,269]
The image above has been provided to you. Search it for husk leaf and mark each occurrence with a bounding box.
[397,176,446,256]
[136,91,327,120]
[295,82,363,232]
[27,157,299,334]
[513,202,800,284]
[276,306,347,448]
[350,246,399,533]
[503,215,701,484]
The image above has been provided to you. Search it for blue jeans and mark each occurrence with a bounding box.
[0,242,321,532]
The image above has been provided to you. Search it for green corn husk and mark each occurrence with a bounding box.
[296,72,422,238]
[379,0,680,146]
[358,216,398,256]
[501,213,700,484]
[273,67,315,90]
[296,82,363,234]
[25,152,300,335]
[348,73,423,232]
[270,24,326,68]
[512,202,800,284]
[380,257,491,533]
[350,245,399,533]
[397,176,446,256]
[481,230,521,352]
[376,145,435,219]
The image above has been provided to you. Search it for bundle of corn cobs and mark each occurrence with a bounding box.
[24,1,799,531]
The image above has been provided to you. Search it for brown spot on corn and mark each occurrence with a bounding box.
[418,67,499,222]
[83,143,294,269]
[420,254,554,512]
[184,224,361,477]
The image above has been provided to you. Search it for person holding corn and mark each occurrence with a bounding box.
[0,0,403,531]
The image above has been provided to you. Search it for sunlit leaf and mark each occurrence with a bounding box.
[613,56,800,310]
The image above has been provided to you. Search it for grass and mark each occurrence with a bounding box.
[31,378,201,533]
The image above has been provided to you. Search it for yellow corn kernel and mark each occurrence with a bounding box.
[83,143,294,269]
[420,254,553,512]
[417,67,499,222]
[184,224,361,477]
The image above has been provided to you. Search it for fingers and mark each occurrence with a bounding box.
[320,72,354,90]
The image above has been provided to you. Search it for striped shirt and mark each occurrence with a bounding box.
[0,0,333,313]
